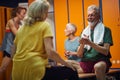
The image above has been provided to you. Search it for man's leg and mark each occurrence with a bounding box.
[94,61,107,80]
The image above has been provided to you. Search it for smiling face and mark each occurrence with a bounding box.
[87,10,97,22]
[11,7,27,20]
[17,9,26,20]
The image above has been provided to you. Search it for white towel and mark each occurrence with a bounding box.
[81,22,105,50]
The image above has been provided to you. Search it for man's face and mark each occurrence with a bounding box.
[87,10,100,27]
[64,25,73,36]
[87,10,99,23]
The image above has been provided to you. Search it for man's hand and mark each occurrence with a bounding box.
[80,34,91,45]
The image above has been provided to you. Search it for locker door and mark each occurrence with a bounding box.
[102,0,120,68]
[68,0,83,35]
[54,0,68,59]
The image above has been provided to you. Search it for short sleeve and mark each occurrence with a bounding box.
[104,27,113,46]
[43,22,53,38]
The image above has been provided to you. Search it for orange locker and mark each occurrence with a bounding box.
[102,0,120,68]
[68,0,83,35]
[54,0,68,59]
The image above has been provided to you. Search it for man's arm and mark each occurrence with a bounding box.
[82,37,110,56]
[89,42,110,56]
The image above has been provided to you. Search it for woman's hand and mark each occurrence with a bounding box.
[64,61,77,71]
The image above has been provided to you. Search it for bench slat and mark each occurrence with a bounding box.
[78,69,120,78]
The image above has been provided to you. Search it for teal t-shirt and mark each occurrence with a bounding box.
[81,27,113,62]
[65,37,81,62]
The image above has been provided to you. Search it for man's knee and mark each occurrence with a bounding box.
[94,61,106,72]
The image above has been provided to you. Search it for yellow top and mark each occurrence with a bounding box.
[12,21,53,80]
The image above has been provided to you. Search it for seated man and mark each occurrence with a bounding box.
[77,5,113,80]
[64,23,81,62]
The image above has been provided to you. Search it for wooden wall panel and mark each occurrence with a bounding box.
[0,7,5,45]
[0,7,6,80]
[6,8,12,21]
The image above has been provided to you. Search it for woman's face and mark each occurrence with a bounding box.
[17,9,26,20]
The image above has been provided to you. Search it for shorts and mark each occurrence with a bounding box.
[3,51,11,57]
[79,61,110,73]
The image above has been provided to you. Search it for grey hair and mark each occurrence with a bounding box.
[87,5,100,14]
[24,0,49,26]
[67,23,77,34]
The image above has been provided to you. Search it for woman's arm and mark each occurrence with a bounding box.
[11,44,16,58]
[44,37,75,70]
[8,20,18,35]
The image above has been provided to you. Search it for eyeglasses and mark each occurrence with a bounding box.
[88,13,97,17]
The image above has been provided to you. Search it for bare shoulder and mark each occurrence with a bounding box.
[7,19,15,27]
[8,19,14,24]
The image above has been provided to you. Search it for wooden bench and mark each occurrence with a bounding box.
[78,69,120,80]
